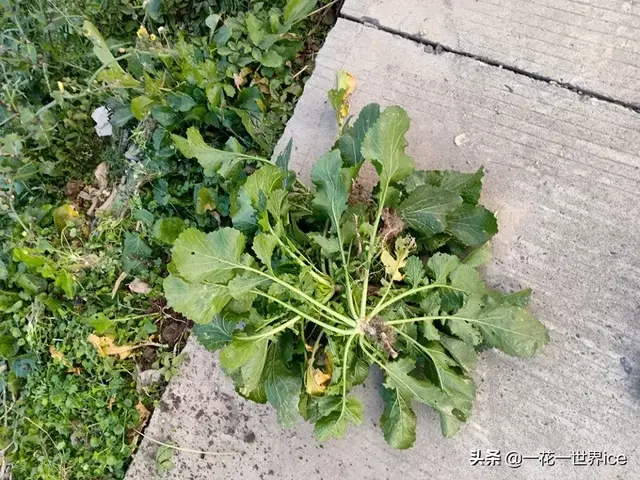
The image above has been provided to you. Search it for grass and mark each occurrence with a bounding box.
[0,0,337,478]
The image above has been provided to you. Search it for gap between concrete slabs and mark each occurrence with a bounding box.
[126,18,640,480]
[341,0,640,110]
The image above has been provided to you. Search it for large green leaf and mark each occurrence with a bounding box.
[446,205,498,247]
[284,0,318,25]
[193,314,237,351]
[151,106,180,128]
[402,168,484,205]
[424,342,475,402]
[252,233,278,271]
[447,295,483,345]
[152,217,186,245]
[83,21,139,87]
[220,337,269,393]
[167,92,196,112]
[227,273,268,299]
[336,103,380,167]
[361,106,415,186]
[439,334,477,372]
[398,186,463,236]
[463,242,492,267]
[171,228,245,284]
[450,264,487,295]
[473,305,549,357]
[172,127,251,178]
[245,13,265,46]
[314,396,363,441]
[309,234,340,256]
[275,138,292,171]
[440,168,484,205]
[383,358,455,417]
[122,232,152,274]
[130,95,154,120]
[243,164,286,207]
[380,387,417,449]
[311,149,348,229]
[260,50,284,68]
[402,256,424,288]
[420,292,442,340]
[231,188,257,234]
[264,343,302,427]
[164,276,231,324]
[427,252,460,284]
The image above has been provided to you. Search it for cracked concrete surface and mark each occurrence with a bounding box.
[127,9,640,480]
[343,0,640,107]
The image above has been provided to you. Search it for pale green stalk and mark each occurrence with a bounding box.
[358,181,389,318]
[235,261,355,326]
[368,283,466,319]
[239,316,300,341]
[252,290,356,335]
[268,224,330,286]
[336,224,359,320]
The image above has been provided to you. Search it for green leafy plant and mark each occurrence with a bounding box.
[164,78,548,449]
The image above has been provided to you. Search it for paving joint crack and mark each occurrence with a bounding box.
[340,13,640,115]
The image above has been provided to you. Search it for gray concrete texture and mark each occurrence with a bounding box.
[342,0,640,107]
[127,17,640,480]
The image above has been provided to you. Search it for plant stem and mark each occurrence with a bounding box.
[359,181,389,317]
[7,196,32,238]
[368,283,466,319]
[269,224,330,286]
[341,334,357,400]
[359,336,386,366]
[393,328,440,374]
[386,314,504,339]
[238,316,300,341]
[336,220,359,320]
[251,290,356,335]
[295,0,340,25]
[86,52,134,87]
[240,263,354,326]
[133,429,237,456]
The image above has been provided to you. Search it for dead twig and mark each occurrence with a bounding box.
[132,430,239,457]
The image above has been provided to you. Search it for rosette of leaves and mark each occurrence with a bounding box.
[163,93,548,449]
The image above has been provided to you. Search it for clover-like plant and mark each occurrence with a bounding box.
[164,79,548,448]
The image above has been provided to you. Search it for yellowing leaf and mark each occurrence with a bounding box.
[136,401,150,424]
[53,204,82,233]
[328,70,356,127]
[306,366,331,395]
[88,334,136,360]
[381,248,406,282]
[306,349,334,395]
[50,345,82,374]
[50,345,66,362]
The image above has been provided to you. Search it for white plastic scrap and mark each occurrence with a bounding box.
[91,106,114,137]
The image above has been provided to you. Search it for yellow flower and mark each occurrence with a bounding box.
[149,34,157,41]
[57,81,64,93]
[136,25,148,38]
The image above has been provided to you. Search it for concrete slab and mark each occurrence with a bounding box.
[126,19,640,480]
[342,0,640,107]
